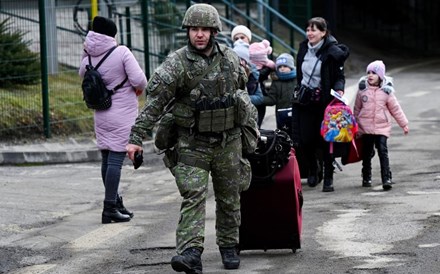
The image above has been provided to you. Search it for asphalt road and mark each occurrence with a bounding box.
[1,60,440,274]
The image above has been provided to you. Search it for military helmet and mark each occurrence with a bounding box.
[181,4,222,32]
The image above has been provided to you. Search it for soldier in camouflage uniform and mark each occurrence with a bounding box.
[126,3,258,273]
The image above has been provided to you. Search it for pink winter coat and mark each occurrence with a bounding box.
[79,31,147,152]
[354,77,408,138]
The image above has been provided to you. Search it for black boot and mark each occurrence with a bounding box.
[381,169,392,191]
[102,201,131,224]
[322,178,334,192]
[116,195,134,218]
[322,161,334,192]
[171,247,203,274]
[362,174,372,187]
[383,179,392,190]
[307,175,319,187]
[219,246,240,269]
[362,167,372,187]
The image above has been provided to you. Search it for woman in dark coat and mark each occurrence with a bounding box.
[292,17,349,192]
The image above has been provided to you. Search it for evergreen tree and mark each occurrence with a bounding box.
[0,18,40,88]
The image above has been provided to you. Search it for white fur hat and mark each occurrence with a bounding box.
[231,25,252,42]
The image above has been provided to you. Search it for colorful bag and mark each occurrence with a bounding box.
[321,99,358,143]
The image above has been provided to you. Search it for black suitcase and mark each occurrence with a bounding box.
[238,130,303,253]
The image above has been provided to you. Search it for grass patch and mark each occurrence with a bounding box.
[0,68,94,142]
[0,67,147,143]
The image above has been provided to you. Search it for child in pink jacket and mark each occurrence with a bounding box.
[354,60,409,190]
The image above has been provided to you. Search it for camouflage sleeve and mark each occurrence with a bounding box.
[129,52,185,146]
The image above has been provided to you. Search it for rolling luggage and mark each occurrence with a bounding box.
[238,129,303,253]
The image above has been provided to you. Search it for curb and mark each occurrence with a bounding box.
[0,140,156,165]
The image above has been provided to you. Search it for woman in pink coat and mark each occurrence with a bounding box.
[79,16,147,223]
[354,60,409,190]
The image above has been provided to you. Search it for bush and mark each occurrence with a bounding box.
[0,18,40,88]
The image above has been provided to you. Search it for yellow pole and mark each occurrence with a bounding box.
[91,0,98,19]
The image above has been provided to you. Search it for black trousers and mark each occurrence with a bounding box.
[361,134,391,182]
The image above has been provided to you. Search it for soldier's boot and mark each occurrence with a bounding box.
[171,247,203,274]
[116,195,134,218]
[219,246,240,270]
[102,201,131,224]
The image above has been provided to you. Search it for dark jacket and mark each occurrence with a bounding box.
[292,35,349,145]
[263,73,296,110]
[296,35,349,106]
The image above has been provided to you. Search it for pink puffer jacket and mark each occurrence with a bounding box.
[354,77,408,138]
[79,31,147,152]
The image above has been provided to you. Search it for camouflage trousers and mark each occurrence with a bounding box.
[172,135,251,254]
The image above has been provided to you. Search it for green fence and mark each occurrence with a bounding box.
[0,0,305,141]
[0,0,182,141]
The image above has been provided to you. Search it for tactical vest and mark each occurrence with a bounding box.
[172,47,237,133]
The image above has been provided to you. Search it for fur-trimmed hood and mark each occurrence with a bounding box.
[358,75,394,94]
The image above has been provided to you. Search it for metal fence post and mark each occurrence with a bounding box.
[140,0,150,78]
[38,0,51,138]
[46,0,58,74]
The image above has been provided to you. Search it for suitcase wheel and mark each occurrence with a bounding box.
[292,248,297,253]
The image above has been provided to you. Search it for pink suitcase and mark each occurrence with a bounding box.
[238,148,303,253]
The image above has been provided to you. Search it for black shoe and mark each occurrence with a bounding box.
[322,179,334,192]
[116,196,134,218]
[307,175,319,187]
[362,179,372,187]
[171,248,203,274]
[383,180,392,190]
[102,202,131,224]
[219,246,240,270]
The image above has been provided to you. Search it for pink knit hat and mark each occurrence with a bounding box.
[366,60,386,81]
[249,39,275,70]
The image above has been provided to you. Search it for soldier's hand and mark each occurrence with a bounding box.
[126,144,143,161]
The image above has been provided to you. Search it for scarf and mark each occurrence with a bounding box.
[276,70,296,81]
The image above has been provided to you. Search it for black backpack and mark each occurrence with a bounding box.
[82,46,127,110]
[247,129,293,183]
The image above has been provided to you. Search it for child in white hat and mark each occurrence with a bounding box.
[231,25,252,44]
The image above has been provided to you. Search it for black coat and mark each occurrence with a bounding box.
[292,35,349,146]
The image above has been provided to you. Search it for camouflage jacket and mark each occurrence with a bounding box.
[129,42,248,146]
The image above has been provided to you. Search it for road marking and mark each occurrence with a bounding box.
[407,191,440,195]
[419,243,440,248]
[9,264,56,274]
[67,224,130,249]
[405,91,430,97]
